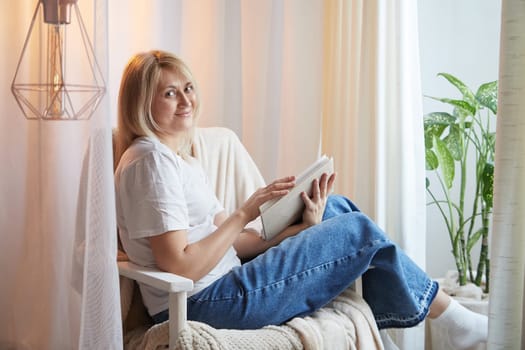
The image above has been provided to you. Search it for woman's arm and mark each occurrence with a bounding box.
[233,223,309,259]
[149,210,250,281]
[149,176,296,281]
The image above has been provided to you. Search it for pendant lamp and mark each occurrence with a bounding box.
[11,0,105,120]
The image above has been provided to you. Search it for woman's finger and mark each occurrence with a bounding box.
[270,175,296,185]
[260,188,291,203]
[311,178,320,201]
[301,191,313,207]
[266,182,295,194]
[326,172,336,194]
[319,173,329,197]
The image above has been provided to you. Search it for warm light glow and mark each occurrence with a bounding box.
[48,24,65,118]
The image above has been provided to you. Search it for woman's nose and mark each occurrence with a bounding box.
[178,91,191,106]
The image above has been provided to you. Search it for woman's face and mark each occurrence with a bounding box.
[151,68,197,138]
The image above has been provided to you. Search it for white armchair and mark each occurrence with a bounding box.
[117,127,385,350]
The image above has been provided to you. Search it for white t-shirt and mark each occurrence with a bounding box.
[115,136,241,316]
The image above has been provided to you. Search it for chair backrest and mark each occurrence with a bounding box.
[192,127,266,213]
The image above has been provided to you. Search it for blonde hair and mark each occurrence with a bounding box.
[115,50,200,165]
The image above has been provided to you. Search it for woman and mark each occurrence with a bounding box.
[114,50,487,349]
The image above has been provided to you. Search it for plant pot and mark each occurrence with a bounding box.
[425,272,489,350]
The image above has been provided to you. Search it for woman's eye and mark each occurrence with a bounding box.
[185,84,194,93]
[165,90,176,97]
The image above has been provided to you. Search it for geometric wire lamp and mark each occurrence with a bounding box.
[11,0,105,120]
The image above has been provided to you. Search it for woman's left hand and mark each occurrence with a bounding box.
[301,172,336,227]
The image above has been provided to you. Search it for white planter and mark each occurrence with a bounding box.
[425,272,489,350]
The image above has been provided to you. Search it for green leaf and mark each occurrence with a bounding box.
[426,177,430,189]
[424,125,447,149]
[481,162,494,208]
[443,125,463,160]
[430,97,477,116]
[467,228,485,253]
[424,112,455,148]
[452,107,471,125]
[426,149,438,170]
[476,81,498,114]
[424,112,456,127]
[438,73,478,109]
[433,136,455,189]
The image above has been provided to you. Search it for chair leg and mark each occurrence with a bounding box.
[168,291,187,349]
[353,278,363,295]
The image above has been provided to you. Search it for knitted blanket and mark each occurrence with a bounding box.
[123,288,384,350]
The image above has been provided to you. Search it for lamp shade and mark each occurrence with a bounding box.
[11,0,105,120]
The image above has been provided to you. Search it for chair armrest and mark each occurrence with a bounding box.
[118,261,194,292]
[118,261,193,348]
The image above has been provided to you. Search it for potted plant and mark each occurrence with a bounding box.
[424,73,497,296]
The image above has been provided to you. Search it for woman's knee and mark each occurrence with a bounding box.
[323,194,361,220]
[321,211,390,246]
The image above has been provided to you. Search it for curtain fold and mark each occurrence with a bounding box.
[236,0,325,181]
[489,0,525,347]
[321,0,425,254]
[321,0,426,348]
[0,1,122,349]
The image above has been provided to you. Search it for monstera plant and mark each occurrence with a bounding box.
[424,73,497,293]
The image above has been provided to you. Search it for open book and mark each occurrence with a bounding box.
[259,155,334,240]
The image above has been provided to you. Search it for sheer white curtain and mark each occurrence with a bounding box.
[0,1,122,349]
[321,1,426,348]
[489,0,525,347]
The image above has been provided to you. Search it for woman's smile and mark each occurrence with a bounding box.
[175,109,193,118]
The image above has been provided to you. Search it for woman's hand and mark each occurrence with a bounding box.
[301,172,336,227]
[238,176,296,222]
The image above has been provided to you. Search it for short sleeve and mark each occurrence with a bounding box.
[118,151,189,239]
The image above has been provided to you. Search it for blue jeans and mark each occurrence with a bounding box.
[152,195,438,329]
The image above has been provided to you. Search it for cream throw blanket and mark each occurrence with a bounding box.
[192,127,266,215]
[120,127,385,350]
[123,288,383,350]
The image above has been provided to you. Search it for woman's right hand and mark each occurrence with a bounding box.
[238,176,296,222]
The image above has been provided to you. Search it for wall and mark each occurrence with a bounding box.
[418,0,502,278]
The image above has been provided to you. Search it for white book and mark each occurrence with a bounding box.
[259,155,334,240]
